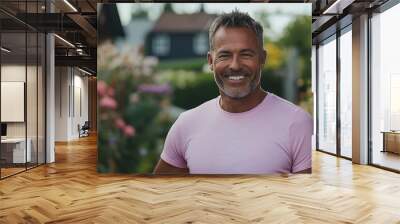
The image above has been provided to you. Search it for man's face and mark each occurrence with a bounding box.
[208,26,266,99]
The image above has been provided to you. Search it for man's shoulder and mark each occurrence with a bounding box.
[176,97,218,122]
[268,93,312,123]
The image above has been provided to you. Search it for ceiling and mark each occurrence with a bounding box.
[1,0,395,74]
[0,0,97,75]
[310,0,390,43]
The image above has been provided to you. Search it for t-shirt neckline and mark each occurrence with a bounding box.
[216,92,271,117]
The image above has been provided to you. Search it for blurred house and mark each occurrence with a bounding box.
[98,4,125,44]
[145,11,217,60]
[122,18,154,49]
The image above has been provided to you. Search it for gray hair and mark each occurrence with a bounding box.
[209,10,264,51]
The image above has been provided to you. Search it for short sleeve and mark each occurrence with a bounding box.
[289,111,313,173]
[160,115,188,168]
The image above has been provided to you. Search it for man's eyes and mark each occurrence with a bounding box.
[241,54,253,58]
[241,52,255,57]
[218,54,230,59]
[216,53,254,59]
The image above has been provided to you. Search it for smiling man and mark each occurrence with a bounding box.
[154,10,313,174]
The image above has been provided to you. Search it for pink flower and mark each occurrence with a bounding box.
[124,125,136,137]
[97,80,107,97]
[100,96,117,109]
[137,84,172,95]
[115,118,125,129]
[107,87,115,97]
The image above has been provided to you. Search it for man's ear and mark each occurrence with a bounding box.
[207,51,214,71]
[261,49,267,66]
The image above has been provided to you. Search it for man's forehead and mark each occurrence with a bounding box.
[213,27,259,50]
[214,26,256,37]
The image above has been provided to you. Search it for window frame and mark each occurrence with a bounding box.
[152,34,170,56]
[314,19,353,161]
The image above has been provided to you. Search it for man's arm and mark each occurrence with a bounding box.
[153,159,189,174]
[290,111,313,174]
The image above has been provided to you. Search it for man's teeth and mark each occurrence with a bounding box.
[228,76,245,80]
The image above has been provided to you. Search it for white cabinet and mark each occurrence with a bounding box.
[1,138,32,163]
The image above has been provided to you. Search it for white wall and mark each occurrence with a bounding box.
[1,65,36,138]
[55,67,69,141]
[1,63,46,164]
[54,67,89,141]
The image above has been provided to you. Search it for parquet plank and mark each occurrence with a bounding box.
[0,134,399,223]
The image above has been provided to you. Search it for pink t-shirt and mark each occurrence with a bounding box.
[160,92,313,174]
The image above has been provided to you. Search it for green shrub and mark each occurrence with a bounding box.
[172,73,219,110]
[260,68,284,97]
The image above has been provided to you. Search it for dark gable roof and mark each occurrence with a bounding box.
[151,12,218,33]
[98,4,125,43]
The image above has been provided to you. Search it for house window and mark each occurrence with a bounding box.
[152,34,170,56]
[193,33,208,55]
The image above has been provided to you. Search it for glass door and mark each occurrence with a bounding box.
[0,0,47,179]
[339,26,352,159]
[1,8,28,177]
[317,35,337,155]
[370,3,400,171]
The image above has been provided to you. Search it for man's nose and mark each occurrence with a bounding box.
[228,55,241,71]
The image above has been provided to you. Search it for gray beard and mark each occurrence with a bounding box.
[213,72,261,99]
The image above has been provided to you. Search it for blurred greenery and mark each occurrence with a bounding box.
[278,15,313,113]
[171,72,219,110]
[157,58,206,72]
[98,43,176,173]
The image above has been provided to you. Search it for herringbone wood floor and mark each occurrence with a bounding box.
[1,134,400,224]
